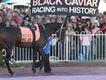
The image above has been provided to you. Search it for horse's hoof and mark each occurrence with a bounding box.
[36,69,41,74]
[44,72,53,76]
[45,71,51,73]
[10,73,15,77]
[32,68,36,74]
[44,69,51,73]
[39,65,43,72]
[12,73,16,77]
[33,72,37,76]
[32,70,37,76]
[37,67,44,74]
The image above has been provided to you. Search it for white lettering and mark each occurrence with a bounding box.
[76,7,81,13]
[49,0,55,5]
[33,0,62,6]
[69,7,97,14]
[32,6,55,13]
[33,0,37,6]
[43,0,49,5]
[86,0,92,6]
[65,0,72,5]
[69,7,75,13]
[38,0,42,5]
[57,8,68,12]
[78,0,85,6]
[56,0,62,5]
[72,0,78,5]
[65,0,99,7]
[93,0,98,7]
[84,8,89,14]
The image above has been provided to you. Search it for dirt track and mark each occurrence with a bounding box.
[0,62,106,80]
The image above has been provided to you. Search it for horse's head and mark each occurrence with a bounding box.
[54,23,66,43]
[39,22,66,43]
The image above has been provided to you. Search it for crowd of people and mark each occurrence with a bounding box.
[64,12,106,60]
[0,3,106,32]
[0,3,106,60]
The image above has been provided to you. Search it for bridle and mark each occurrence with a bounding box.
[41,22,66,40]
[55,23,65,40]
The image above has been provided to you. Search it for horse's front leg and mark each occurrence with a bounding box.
[32,49,43,74]
[32,52,36,74]
[39,49,51,73]
[2,49,14,76]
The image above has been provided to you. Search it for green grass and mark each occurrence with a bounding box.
[0,51,3,66]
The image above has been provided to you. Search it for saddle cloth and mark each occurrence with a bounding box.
[19,24,40,42]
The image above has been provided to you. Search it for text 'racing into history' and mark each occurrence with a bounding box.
[31,0,100,16]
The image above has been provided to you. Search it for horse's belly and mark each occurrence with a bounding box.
[16,42,32,48]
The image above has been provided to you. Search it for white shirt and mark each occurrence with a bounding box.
[80,33,92,46]
[92,27,100,34]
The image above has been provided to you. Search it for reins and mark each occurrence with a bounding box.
[55,22,65,40]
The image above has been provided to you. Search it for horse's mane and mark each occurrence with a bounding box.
[37,22,62,37]
[43,22,62,30]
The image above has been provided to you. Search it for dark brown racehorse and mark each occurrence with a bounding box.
[0,22,66,76]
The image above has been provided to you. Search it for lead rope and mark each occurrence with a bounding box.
[58,23,64,40]
[41,23,46,33]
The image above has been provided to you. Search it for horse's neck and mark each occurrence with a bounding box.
[39,22,65,43]
[43,22,62,34]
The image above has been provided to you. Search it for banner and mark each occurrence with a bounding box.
[31,0,100,16]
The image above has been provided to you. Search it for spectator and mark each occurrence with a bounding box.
[80,28,92,60]
[74,21,83,60]
[91,20,100,34]
[90,19,100,59]
[43,15,51,23]
[56,15,64,23]
[65,19,76,60]
[10,20,18,27]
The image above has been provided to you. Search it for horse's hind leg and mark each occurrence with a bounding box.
[2,48,14,76]
[5,54,14,76]
[32,50,43,74]
[32,52,36,74]
[2,43,14,76]
[44,54,51,73]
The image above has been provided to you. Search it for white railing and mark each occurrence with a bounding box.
[12,33,106,63]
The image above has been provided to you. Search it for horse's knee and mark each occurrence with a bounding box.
[2,49,11,60]
[2,49,6,57]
